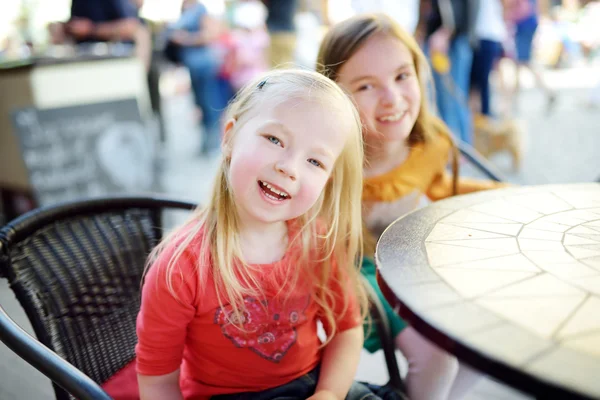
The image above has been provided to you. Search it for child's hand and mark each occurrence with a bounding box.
[67,17,94,39]
[170,30,191,46]
[428,27,451,55]
[307,390,339,400]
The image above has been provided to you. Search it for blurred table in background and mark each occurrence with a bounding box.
[377,183,600,400]
[0,44,156,221]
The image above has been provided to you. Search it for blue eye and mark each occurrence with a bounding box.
[308,159,323,168]
[266,135,281,146]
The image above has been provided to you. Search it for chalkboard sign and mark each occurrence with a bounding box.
[11,99,157,206]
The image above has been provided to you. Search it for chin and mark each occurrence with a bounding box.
[380,130,411,144]
[254,210,292,225]
[367,126,410,143]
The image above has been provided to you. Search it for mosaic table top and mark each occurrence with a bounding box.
[376,183,600,400]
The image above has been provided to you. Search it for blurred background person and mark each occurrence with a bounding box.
[322,0,420,34]
[425,0,479,146]
[262,0,299,67]
[165,0,233,156]
[504,0,557,110]
[47,0,152,71]
[221,0,269,91]
[470,0,508,118]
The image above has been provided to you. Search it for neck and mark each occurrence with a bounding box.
[364,138,410,177]
[236,216,289,264]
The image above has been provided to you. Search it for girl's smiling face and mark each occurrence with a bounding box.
[337,33,421,146]
[225,98,349,228]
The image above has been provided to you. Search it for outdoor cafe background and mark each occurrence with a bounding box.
[0,0,337,225]
[0,0,187,225]
[1,0,599,226]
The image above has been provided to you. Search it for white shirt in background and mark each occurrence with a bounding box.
[351,0,420,34]
[475,0,508,42]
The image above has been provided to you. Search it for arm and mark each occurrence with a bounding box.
[98,0,141,40]
[69,0,141,41]
[91,18,140,41]
[437,0,456,33]
[136,246,198,400]
[171,15,223,47]
[310,252,365,400]
[423,129,507,200]
[428,0,456,54]
[138,370,183,400]
[427,170,508,201]
[309,326,364,400]
[415,0,433,45]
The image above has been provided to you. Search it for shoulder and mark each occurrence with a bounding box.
[144,222,209,296]
[193,3,208,16]
[422,121,454,158]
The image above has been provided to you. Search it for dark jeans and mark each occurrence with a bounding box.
[471,39,502,116]
[429,34,474,145]
[180,46,233,151]
[211,365,404,400]
[515,17,538,63]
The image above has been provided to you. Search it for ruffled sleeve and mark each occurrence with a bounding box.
[362,135,450,203]
[364,132,508,204]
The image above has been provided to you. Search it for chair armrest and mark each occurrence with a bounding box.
[0,305,112,400]
[457,141,506,183]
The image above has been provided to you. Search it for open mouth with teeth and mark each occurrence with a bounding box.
[258,180,290,201]
[377,111,406,123]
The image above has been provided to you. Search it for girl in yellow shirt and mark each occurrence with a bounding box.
[317,13,504,400]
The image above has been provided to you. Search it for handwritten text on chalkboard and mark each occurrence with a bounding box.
[11,99,156,206]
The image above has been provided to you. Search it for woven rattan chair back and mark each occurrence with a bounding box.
[0,197,195,399]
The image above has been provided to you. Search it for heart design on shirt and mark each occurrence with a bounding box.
[214,295,310,363]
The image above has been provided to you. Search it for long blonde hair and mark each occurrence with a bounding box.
[316,13,459,194]
[146,69,367,341]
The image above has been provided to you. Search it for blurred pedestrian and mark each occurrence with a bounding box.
[470,0,508,117]
[505,0,556,110]
[262,0,299,67]
[425,0,480,145]
[167,0,233,155]
[49,0,152,71]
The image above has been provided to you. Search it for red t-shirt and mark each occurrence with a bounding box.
[135,223,360,399]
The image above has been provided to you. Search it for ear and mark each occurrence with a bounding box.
[221,118,236,158]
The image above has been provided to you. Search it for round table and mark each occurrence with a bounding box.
[376,183,600,400]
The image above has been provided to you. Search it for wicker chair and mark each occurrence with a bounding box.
[0,195,407,399]
[0,196,196,399]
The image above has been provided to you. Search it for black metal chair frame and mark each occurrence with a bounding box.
[0,195,406,399]
[457,141,506,183]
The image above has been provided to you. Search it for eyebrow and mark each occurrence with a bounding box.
[260,120,335,160]
[348,63,414,85]
[311,146,335,161]
[260,120,291,135]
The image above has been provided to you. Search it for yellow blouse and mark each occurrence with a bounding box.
[363,133,504,204]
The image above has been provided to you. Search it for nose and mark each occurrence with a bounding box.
[275,157,298,181]
[380,85,401,108]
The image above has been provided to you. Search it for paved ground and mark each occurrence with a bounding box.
[1,63,599,399]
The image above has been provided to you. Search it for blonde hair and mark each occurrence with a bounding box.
[316,13,459,192]
[146,69,367,342]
